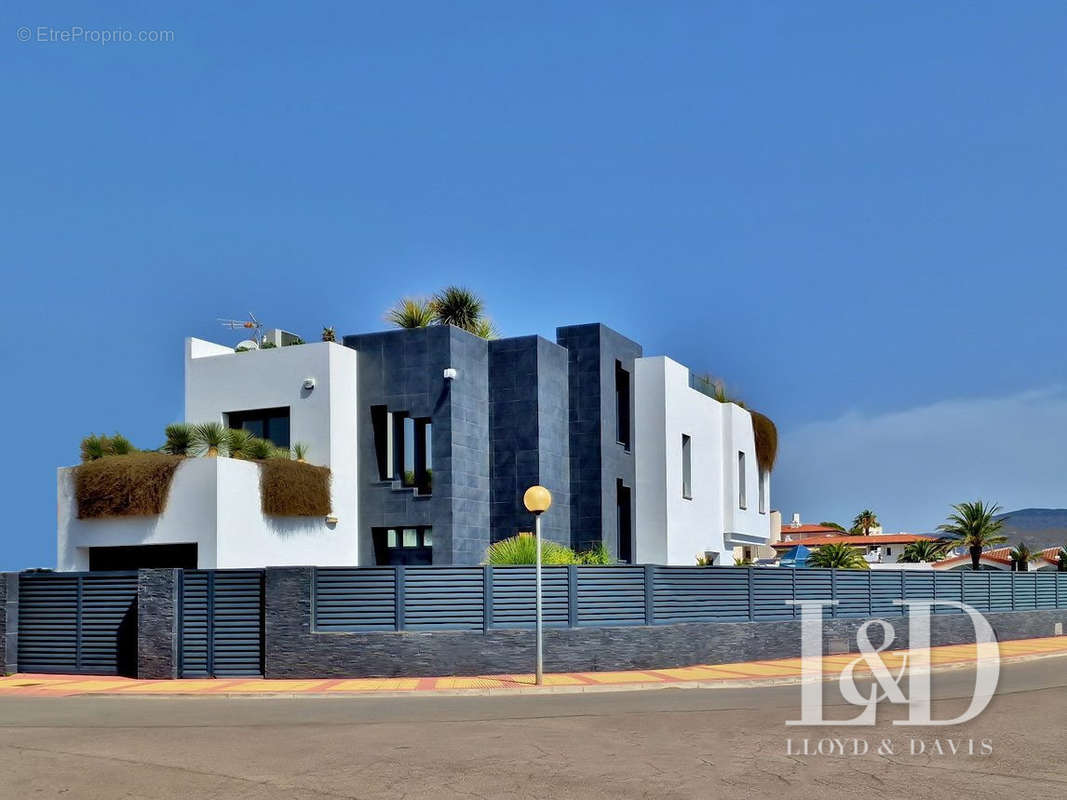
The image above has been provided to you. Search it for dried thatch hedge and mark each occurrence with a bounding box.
[750,410,778,473]
[75,453,184,519]
[259,459,331,517]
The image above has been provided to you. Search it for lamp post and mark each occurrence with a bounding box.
[523,485,552,686]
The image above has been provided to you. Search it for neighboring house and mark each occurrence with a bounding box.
[57,322,771,570]
[777,514,848,544]
[733,510,782,563]
[932,546,1062,571]
[770,533,935,565]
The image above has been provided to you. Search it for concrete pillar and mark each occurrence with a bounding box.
[0,573,17,674]
[137,569,180,679]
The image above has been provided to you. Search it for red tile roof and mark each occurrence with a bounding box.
[934,546,1063,569]
[771,533,933,549]
[779,525,849,540]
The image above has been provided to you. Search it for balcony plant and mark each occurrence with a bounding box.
[191,422,228,457]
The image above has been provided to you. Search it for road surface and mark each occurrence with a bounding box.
[1,656,1065,799]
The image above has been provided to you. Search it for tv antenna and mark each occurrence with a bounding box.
[218,312,264,346]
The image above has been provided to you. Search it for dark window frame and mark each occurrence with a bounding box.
[226,406,291,448]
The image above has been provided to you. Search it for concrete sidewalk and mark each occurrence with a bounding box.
[3,635,1065,697]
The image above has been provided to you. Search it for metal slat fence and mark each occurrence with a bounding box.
[311,566,1067,633]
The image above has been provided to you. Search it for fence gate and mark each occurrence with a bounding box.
[179,570,264,677]
[18,572,139,676]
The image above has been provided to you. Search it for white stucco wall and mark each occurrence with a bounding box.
[634,356,770,566]
[185,338,359,565]
[58,458,356,569]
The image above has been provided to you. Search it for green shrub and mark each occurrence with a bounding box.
[577,542,615,565]
[485,534,578,565]
[80,433,138,462]
[191,422,228,456]
[226,428,256,459]
[246,437,276,460]
[162,423,194,456]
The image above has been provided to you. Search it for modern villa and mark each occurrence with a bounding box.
[56,322,772,570]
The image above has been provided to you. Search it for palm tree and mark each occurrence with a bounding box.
[1009,543,1036,572]
[819,521,847,533]
[851,509,879,536]
[808,542,869,569]
[385,297,435,329]
[162,423,194,456]
[430,286,487,334]
[898,539,950,564]
[1057,546,1067,572]
[937,501,1008,571]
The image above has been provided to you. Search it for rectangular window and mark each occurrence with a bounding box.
[373,527,433,565]
[886,547,892,556]
[371,406,393,479]
[402,528,418,547]
[738,451,747,510]
[615,360,631,450]
[681,434,692,499]
[227,407,290,448]
[758,469,767,514]
[386,529,398,548]
[617,480,632,563]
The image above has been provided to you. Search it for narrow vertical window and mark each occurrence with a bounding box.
[758,468,767,514]
[615,360,631,450]
[617,480,632,563]
[681,434,692,499]
[738,451,747,510]
[371,406,393,480]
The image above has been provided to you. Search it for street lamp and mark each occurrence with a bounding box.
[523,485,552,686]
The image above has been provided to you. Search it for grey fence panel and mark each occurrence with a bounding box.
[180,570,263,677]
[871,572,905,616]
[211,571,264,676]
[933,572,964,613]
[17,575,79,673]
[314,568,397,632]
[751,569,793,621]
[903,572,934,607]
[1014,573,1037,611]
[18,573,137,676]
[180,571,210,676]
[1035,572,1057,609]
[578,567,647,626]
[962,572,991,612]
[989,572,1014,612]
[490,567,569,628]
[835,571,872,618]
[652,567,748,623]
[403,567,484,630]
[795,570,833,617]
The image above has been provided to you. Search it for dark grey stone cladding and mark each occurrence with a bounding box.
[555,324,642,554]
[343,326,490,565]
[488,336,571,546]
[263,568,1067,677]
[136,569,179,679]
[1,573,16,675]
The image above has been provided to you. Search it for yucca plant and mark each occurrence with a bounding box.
[484,534,578,565]
[470,317,498,340]
[80,434,110,462]
[246,437,276,460]
[162,423,194,456]
[386,297,435,329]
[321,326,336,342]
[937,501,1008,570]
[271,446,292,460]
[898,539,951,563]
[292,442,310,463]
[191,422,228,457]
[226,428,256,459]
[808,542,869,569]
[430,286,486,333]
[109,434,136,456]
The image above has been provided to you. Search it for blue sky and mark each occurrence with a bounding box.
[3,2,1066,569]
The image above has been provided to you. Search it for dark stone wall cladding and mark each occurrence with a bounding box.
[1,573,16,674]
[264,567,1067,678]
[136,569,179,679]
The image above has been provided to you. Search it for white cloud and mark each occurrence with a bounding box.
[772,388,1067,532]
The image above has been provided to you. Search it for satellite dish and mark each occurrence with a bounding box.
[236,339,259,351]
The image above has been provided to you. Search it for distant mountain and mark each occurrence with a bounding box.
[994,508,1067,551]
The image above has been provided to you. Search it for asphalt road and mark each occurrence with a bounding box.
[1,657,1066,799]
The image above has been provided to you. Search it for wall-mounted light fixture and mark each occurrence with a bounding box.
[443,368,458,381]
[303,377,316,391]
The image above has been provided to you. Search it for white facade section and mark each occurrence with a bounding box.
[56,339,360,570]
[58,458,356,570]
[633,356,770,566]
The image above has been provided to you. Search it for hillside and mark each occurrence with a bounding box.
[994,508,1067,551]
